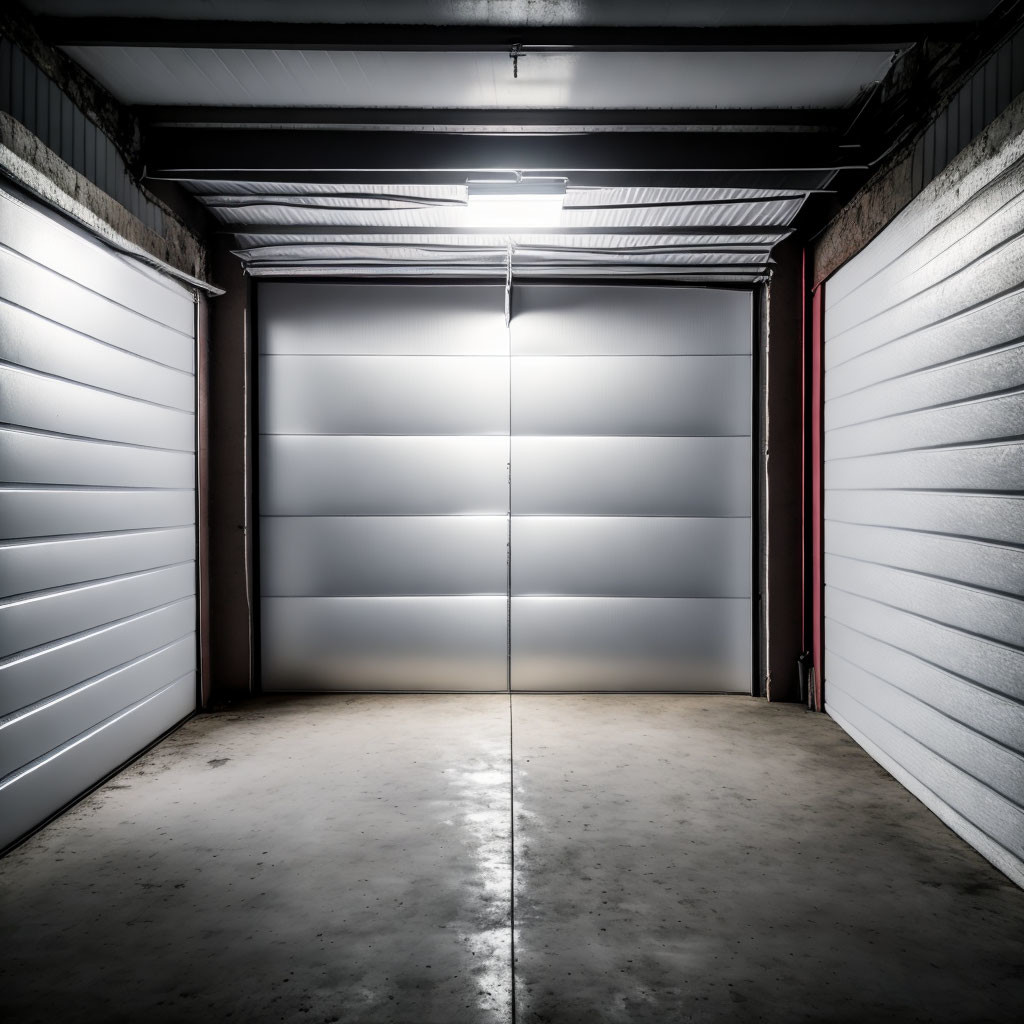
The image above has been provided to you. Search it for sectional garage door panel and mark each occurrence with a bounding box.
[510,597,752,692]
[826,521,1024,595]
[825,342,1024,430]
[825,442,1024,493]
[824,490,1024,547]
[823,288,1024,401]
[260,435,510,516]
[0,186,197,851]
[823,149,1024,884]
[261,517,508,597]
[0,676,195,855]
[509,283,752,693]
[0,639,195,780]
[511,283,753,355]
[0,428,196,489]
[0,364,195,451]
[512,437,751,517]
[260,356,510,436]
[258,282,511,692]
[0,184,195,337]
[261,597,508,691]
[0,527,196,600]
[511,517,750,598]
[0,248,194,372]
[0,488,195,540]
[259,282,508,355]
[512,356,751,436]
[0,599,196,719]
[258,281,753,693]
[0,301,196,411]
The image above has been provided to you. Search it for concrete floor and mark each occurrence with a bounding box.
[1,695,1022,1024]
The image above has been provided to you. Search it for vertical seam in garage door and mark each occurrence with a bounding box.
[506,260,518,1020]
[508,685,517,1021]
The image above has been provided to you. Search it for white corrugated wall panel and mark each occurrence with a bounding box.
[0,186,197,850]
[823,143,1024,887]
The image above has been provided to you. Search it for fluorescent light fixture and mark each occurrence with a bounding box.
[466,177,566,228]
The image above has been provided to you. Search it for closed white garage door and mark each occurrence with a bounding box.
[823,149,1024,883]
[258,281,752,692]
[0,186,197,850]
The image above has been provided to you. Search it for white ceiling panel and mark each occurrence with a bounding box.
[65,46,895,109]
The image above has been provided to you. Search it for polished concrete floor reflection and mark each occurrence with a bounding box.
[1,694,1022,1023]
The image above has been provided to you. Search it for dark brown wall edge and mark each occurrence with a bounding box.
[207,239,256,700]
[762,240,805,701]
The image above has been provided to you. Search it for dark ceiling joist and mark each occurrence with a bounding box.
[215,225,793,238]
[145,129,852,189]
[197,194,808,210]
[165,170,837,190]
[36,18,966,51]
[139,106,840,132]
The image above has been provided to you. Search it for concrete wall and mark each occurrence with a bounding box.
[0,10,208,282]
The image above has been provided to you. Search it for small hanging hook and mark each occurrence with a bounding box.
[510,43,524,79]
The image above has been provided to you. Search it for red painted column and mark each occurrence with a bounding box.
[810,284,825,711]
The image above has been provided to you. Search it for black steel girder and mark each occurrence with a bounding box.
[214,225,794,238]
[138,106,842,132]
[37,18,968,51]
[144,128,853,189]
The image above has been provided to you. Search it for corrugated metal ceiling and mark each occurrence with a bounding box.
[191,183,803,281]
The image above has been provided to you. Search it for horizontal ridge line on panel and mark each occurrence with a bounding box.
[0,358,198,415]
[824,645,1024,739]
[0,242,196,343]
[0,561,196,610]
[822,335,1024,404]
[823,281,1024,374]
[823,684,1024,817]
[824,520,1024,551]
[0,525,196,549]
[0,675,194,791]
[0,297,197,377]
[0,639,196,730]
[0,598,196,671]
[824,550,1024,602]
[823,615,1024,705]
[825,584,1024,654]
[825,384,1024,432]
[0,423,197,456]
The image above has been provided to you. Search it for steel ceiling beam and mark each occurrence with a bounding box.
[164,170,838,190]
[37,18,968,50]
[214,224,794,238]
[144,129,852,188]
[139,106,841,133]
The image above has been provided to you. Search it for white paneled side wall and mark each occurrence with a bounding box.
[0,186,197,850]
[823,141,1024,886]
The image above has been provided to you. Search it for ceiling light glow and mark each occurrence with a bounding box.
[466,177,566,228]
